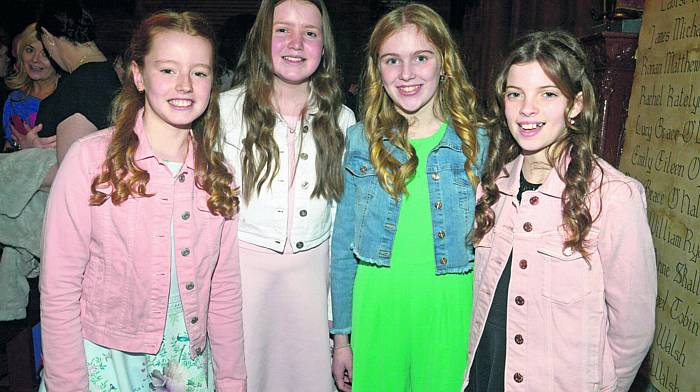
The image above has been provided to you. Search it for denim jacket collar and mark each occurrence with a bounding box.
[380,122,463,159]
[132,107,196,171]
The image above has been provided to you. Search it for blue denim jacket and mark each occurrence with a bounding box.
[330,122,489,334]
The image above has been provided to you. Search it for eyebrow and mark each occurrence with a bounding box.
[273,21,321,30]
[505,84,560,90]
[379,49,434,59]
[154,59,212,69]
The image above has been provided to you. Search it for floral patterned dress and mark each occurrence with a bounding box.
[40,161,213,392]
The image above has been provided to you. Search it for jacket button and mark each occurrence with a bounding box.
[529,196,539,205]
[296,241,304,249]
[301,181,309,189]
[514,372,523,383]
[431,172,440,180]
[523,222,533,232]
[299,210,307,217]
[191,316,199,324]
[515,296,525,306]
[514,334,524,344]
[181,248,190,257]
[181,211,190,220]
[440,257,448,265]
[437,231,445,239]
[434,201,442,209]
[302,125,309,133]
[195,347,203,355]
[360,165,367,173]
[300,152,308,160]
[178,173,186,183]
[519,259,527,269]
[185,282,195,290]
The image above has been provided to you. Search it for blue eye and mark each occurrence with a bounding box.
[160,68,174,75]
[416,55,428,62]
[305,31,318,38]
[505,91,521,99]
[385,57,399,65]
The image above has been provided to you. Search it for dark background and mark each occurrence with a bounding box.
[1,0,616,99]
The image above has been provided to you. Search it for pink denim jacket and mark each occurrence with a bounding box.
[40,110,246,391]
[463,154,656,391]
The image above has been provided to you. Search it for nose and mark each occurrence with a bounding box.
[520,95,538,116]
[31,50,41,63]
[176,72,193,93]
[288,31,303,50]
[399,62,414,81]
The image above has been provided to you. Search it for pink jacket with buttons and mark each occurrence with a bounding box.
[463,154,656,392]
[40,111,246,391]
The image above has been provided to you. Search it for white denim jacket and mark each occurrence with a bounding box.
[220,86,356,252]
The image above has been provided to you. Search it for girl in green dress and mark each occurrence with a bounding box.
[330,4,489,391]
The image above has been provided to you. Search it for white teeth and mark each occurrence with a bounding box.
[520,122,544,130]
[399,85,419,93]
[283,56,304,62]
[169,99,192,107]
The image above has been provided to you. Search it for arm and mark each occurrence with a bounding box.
[38,113,98,191]
[330,132,360,391]
[207,217,246,391]
[40,140,93,390]
[598,180,657,391]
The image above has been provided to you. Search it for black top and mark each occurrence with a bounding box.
[467,171,541,392]
[37,61,120,137]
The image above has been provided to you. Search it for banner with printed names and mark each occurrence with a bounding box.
[618,1,700,391]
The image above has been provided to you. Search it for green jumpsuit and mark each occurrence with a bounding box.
[351,123,473,392]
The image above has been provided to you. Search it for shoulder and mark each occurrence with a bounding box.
[219,86,247,146]
[219,85,246,112]
[344,122,369,152]
[337,104,357,131]
[592,157,645,203]
[66,128,115,167]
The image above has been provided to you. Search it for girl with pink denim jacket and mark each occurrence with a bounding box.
[39,12,245,391]
[464,31,656,392]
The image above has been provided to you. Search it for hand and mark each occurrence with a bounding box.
[11,122,56,149]
[332,346,353,392]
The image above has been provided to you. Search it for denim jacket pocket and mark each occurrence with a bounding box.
[346,154,379,212]
[537,240,591,304]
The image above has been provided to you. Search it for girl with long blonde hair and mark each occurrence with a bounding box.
[330,4,488,391]
[40,11,245,390]
[219,0,355,390]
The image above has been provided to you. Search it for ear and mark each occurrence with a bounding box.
[41,28,56,46]
[130,60,144,92]
[569,91,583,119]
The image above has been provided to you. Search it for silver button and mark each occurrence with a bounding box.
[302,125,309,133]
[191,316,198,324]
[181,211,190,220]
[185,282,195,290]
[296,241,304,249]
[302,181,309,189]
[181,248,190,257]
[195,347,203,355]
[178,173,186,183]
[300,152,308,160]
[300,210,307,217]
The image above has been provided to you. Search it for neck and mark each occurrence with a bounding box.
[405,111,443,139]
[272,80,309,116]
[30,74,59,99]
[521,152,552,184]
[65,42,106,73]
[142,110,190,163]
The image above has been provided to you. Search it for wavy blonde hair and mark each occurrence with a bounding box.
[232,0,345,202]
[5,23,56,92]
[361,3,485,198]
[89,11,238,219]
[473,31,601,256]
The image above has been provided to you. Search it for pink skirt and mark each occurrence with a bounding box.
[239,239,333,392]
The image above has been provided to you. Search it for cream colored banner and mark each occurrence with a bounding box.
[619,1,700,391]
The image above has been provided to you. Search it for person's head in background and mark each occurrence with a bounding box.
[37,0,102,73]
[5,23,58,96]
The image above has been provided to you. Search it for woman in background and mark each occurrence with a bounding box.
[3,23,58,151]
